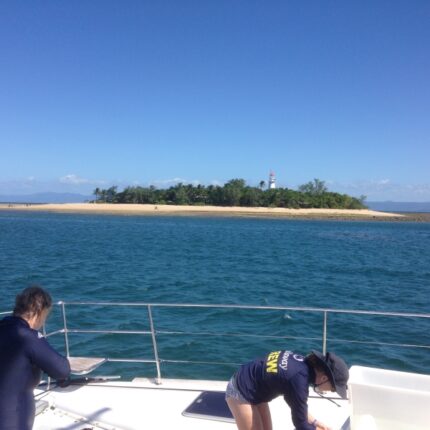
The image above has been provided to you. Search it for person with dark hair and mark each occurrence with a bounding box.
[0,286,71,430]
[226,349,349,430]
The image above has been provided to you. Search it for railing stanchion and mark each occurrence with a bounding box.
[42,323,51,390]
[60,301,70,357]
[147,305,162,384]
[322,311,328,355]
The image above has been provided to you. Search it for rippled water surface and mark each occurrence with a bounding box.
[1,211,429,379]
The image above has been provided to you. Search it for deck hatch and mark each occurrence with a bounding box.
[182,391,235,423]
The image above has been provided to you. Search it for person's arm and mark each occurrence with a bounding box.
[284,373,316,430]
[28,332,70,379]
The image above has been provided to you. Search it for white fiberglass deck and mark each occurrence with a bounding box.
[34,378,350,430]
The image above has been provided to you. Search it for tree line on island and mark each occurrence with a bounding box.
[93,178,366,209]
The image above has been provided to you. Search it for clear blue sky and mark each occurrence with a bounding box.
[1,1,429,201]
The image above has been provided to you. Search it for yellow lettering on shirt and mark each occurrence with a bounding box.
[266,351,281,373]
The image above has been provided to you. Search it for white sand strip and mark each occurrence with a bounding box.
[0,203,403,218]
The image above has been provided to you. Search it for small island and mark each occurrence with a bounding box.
[0,178,409,220]
[92,178,367,210]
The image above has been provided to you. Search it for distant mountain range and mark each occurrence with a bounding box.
[0,192,92,203]
[1,193,429,212]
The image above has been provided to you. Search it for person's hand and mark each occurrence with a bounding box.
[309,416,332,430]
[316,423,332,430]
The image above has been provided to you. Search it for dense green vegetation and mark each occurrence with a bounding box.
[93,179,366,209]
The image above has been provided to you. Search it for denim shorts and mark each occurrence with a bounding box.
[225,375,249,404]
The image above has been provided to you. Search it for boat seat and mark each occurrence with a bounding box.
[68,357,107,375]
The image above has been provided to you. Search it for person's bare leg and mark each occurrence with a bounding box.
[227,397,264,430]
[256,402,272,430]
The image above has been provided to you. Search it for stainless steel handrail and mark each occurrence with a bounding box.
[3,301,429,384]
[59,301,70,357]
[52,301,430,319]
[58,302,430,381]
[147,304,161,384]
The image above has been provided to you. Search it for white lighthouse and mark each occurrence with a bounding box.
[269,171,276,189]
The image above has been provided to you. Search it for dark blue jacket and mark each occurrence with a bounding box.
[0,316,70,430]
[235,350,316,430]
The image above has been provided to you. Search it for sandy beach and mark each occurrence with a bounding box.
[0,202,407,220]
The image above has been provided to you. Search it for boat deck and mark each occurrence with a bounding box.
[34,378,350,430]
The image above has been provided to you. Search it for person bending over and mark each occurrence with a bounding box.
[226,349,349,430]
[0,286,71,430]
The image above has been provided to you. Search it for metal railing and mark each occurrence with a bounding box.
[0,311,12,316]
[37,301,430,384]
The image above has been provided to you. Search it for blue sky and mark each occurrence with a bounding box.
[1,1,429,201]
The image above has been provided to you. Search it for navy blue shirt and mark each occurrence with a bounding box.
[0,316,70,430]
[235,350,316,430]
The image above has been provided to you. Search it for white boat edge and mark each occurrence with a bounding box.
[34,377,351,430]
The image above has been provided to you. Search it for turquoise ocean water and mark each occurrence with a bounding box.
[0,211,429,380]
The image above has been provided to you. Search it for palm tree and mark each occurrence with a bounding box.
[93,187,101,203]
